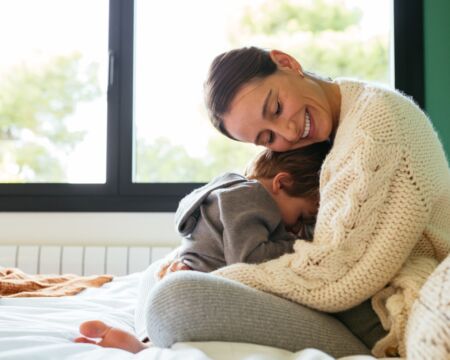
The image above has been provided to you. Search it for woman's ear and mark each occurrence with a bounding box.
[269,50,304,76]
[271,172,293,194]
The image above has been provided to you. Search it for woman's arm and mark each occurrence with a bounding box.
[214,135,431,312]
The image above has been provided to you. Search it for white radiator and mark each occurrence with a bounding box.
[0,213,181,276]
[0,244,176,276]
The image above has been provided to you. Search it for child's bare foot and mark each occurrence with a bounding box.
[74,320,149,354]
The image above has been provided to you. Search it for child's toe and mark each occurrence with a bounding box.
[79,320,111,338]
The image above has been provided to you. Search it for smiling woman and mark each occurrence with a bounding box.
[214,50,341,151]
[131,42,450,358]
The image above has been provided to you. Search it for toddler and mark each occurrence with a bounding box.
[165,141,330,275]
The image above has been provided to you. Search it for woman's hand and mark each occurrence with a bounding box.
[157,258,191,280]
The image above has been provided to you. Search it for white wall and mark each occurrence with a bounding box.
[0,212,180,247]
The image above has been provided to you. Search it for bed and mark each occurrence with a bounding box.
[0,236,380,360]
[0,270,383,360]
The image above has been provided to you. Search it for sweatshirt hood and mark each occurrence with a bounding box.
[175,172,247,237]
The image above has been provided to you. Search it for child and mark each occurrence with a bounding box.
[162,141,329,275]
[75,141,330,353]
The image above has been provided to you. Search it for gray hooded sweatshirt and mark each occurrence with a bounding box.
[174,172,300,273]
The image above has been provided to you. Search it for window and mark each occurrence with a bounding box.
[0,0,108,184]
[0,0,424,211]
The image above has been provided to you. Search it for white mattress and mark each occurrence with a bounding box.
[0,272,376,360]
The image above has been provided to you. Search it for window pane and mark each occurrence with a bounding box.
[134,0,393,183]
[0,0,108,183]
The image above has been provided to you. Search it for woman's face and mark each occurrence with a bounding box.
[222,59,338,151]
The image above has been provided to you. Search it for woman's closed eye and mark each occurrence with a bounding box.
[264,131,275,145]
[259,101,281,146]
[256,130,275,146]
[274,100,282,116]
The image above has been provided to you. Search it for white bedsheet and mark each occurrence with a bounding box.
[0,273,376,360]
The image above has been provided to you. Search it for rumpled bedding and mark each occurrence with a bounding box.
[0,271,377,360]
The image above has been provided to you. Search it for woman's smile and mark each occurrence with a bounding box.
[301,108,315,140]
[301,109,311,139]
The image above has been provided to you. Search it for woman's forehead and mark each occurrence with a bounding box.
[231,78,268,109]
[223,82,267,142]
[222,75,281,141]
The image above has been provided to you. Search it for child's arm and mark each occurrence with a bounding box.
[241,236,297,264]
[157,258,191,280]
[290,222,315,240]
[156,247,192,280]
[218,185,298,265]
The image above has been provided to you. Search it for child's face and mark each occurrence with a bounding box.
[274,192,319,231]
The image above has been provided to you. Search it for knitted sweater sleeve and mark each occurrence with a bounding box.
[214,127,431,312]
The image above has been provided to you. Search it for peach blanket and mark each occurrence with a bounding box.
[0,267,113,297]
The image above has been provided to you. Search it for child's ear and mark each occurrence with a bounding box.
[272,172,293,194]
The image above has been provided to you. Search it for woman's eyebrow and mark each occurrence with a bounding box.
[261,89,272,118]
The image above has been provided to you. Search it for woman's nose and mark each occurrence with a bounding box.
[276,118,298,142]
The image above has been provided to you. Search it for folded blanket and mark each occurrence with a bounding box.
[0,267,113,297]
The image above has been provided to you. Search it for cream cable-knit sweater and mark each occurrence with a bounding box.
[214,79,450,357]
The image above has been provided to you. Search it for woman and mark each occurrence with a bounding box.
[79,47,450,358]
[145,47,450,358]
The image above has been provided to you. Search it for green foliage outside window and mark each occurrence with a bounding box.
[0,53,100,182]
[230,0,389,82]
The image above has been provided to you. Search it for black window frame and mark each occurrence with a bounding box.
[0,0,424,212]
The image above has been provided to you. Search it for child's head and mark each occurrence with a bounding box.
[246,141,331,230]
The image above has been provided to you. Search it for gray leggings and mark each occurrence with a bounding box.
[141,270,386,358]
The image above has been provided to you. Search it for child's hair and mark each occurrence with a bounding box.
[245,141,331,198]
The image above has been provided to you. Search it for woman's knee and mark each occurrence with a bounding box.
[144,271,370,357]
[144,271,218,347]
